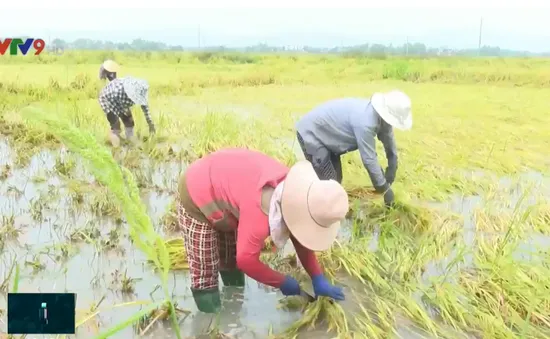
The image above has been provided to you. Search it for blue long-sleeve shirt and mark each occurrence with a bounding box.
[296,98,398,191]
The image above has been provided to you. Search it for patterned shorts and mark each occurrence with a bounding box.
[105,110,134,131]
[177,202,237,290]
[296,132,343,183]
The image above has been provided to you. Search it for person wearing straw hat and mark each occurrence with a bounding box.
[177,148,348,313]
[295,90,413,208]
[99,60,120,82]
[98,76,156,147]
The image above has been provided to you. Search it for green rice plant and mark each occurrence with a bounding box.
[93,301,166,339]
[272,298,349,338]
[149,238,189,271]
[58,299,155,338]
[134,301,190,335]
[274,201,465,337]
[21,106,183,339]
[160,200,178,232]
[12,263,20,293]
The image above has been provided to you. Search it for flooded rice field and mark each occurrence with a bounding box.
[0,138,329,338]
[0,136,549,338]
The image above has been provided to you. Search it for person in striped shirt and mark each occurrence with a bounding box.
[98,76,156,147]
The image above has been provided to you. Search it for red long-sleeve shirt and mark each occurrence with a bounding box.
[182,148,322,288]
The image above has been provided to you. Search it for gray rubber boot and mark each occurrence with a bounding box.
[125,127,137,143]
[109,130,121,147]
[125,127,134,138]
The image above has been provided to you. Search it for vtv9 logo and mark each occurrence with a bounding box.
[0,38,49,56]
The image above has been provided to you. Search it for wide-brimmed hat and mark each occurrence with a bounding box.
[280,161,349,251]
[102,60,120,73]
[371,90,413,131]
[121,77,149,106]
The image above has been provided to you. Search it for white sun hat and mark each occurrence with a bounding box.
[280,161,349,251]
[371,90,413,131]
[102,60,120,73]
[121,77,149,106]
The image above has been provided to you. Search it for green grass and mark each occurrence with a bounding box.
[2,52,549,202]
[1,50,549,338]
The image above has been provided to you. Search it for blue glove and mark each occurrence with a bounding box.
[280,276,301,296]
[312,274,345,300]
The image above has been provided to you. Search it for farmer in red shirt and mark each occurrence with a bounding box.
[177,148,349,313]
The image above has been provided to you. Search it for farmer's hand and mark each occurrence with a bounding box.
[384,188,395,208]
[312,274,345,301]
[280,276,302,296]
[385,166,396,185]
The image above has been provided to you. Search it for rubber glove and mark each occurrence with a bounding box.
[385,166,396,185]
[311,274,345,300]
[384,188,395,208]
[280,276,301,296]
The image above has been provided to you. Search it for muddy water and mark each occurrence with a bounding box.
[416,169,550,291]
[1,137,550,339]
[0,140,311,338]
[0,138,408,338]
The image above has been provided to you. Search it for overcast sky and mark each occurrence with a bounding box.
[3,2,550,51]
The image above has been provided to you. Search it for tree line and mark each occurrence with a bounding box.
[48,38,548,57]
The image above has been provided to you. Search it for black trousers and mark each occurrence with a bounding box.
[106,109,135,132]
[296,132,343,183]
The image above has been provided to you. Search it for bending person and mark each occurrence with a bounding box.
[177,148,348,313]
[98,76,156,147]
[295,90,413,207]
